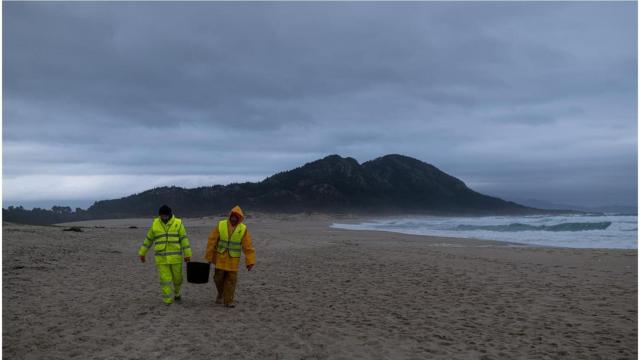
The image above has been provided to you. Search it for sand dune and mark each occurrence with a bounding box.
[3,214,637,359]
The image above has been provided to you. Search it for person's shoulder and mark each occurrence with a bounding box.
[149,217,160,230]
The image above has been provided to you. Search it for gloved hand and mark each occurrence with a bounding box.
[246,264,254,271]
[184,257,191,262]
[139,255,145,263]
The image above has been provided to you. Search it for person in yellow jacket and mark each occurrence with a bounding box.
[204,205,256,308]
[138,205,192,305]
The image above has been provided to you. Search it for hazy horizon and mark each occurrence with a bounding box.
[3,2,637,210]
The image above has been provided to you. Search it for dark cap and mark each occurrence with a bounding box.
[158,205,172,216]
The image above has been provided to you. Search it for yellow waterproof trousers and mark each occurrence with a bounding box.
[213,269,238,305]
[157,263,183,304]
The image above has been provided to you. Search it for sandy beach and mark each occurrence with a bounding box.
[3,214,637,359]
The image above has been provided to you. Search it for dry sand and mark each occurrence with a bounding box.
[3,214,637,359]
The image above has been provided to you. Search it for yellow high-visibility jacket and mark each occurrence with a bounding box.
[204,206,256,271]
[139,216,192,264]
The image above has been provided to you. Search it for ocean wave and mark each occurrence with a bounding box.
[454,221,612,232]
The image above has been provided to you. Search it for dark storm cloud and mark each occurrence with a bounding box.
[3,2,637,207]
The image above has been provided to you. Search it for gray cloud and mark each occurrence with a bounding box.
[3,2,637,208]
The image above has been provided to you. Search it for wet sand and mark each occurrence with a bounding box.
[3,214,637,359]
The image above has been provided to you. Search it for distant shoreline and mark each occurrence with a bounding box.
[331,214,637,250]
[45,211,636,250]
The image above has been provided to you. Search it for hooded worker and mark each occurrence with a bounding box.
[204,205,256,308]
[138,205,192,305]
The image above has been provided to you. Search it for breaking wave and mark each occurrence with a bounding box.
[331,214,636,248]
[454,221,612,232]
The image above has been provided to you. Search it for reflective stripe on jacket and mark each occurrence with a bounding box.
[204,205,256,271]
[138,216,192,264]
[216,220,246,258]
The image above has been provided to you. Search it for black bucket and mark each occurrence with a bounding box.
[186,262,211,284]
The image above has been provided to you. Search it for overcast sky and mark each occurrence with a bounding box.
[3,2,637,209]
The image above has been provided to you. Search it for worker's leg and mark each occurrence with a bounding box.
[213,268,225,303]
[223,271,238,305]
[156,264,174,304]
[170,263,183,299]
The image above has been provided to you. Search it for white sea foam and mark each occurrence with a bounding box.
[331,214,638,249]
